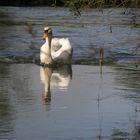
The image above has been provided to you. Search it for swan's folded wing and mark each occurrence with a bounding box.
[51,38,72,61]
[58,38,72,52]
[51,38,62,52]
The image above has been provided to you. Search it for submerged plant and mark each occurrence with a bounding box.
[25,21,37,49]
[26,21,36,38]
[66,0,140,16]
[66,0,84,16]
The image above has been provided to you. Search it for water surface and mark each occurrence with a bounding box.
[0,7,140,64]
[0,7,140,140]
[0,63,140,139]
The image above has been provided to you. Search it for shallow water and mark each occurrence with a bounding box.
[0,63,140,140]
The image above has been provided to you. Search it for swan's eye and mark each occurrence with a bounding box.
[44,30,48,33]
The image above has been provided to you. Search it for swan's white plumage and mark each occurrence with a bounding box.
[40,38,54,64]
[40,27,72,64]
[51,38,72,61]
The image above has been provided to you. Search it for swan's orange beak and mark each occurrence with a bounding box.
[43,32,48,40]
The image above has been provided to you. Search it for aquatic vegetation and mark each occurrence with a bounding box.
[0,11,14,26]
[66,0,140,16]
[26,22,36,38]
[112,22,140,27]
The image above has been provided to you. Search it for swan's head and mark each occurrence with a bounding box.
[43,26,53,49]
[43,26,52,40]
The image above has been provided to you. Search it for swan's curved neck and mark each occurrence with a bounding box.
[45,37,49,44]
[45,36,53,64]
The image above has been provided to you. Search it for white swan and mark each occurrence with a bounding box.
[40,26,72,65]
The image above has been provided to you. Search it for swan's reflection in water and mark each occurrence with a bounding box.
[40,65,72,103]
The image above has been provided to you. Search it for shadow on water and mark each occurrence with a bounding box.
[0,63,15,139]
[113,66,140,103]
[95,64,140,140]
